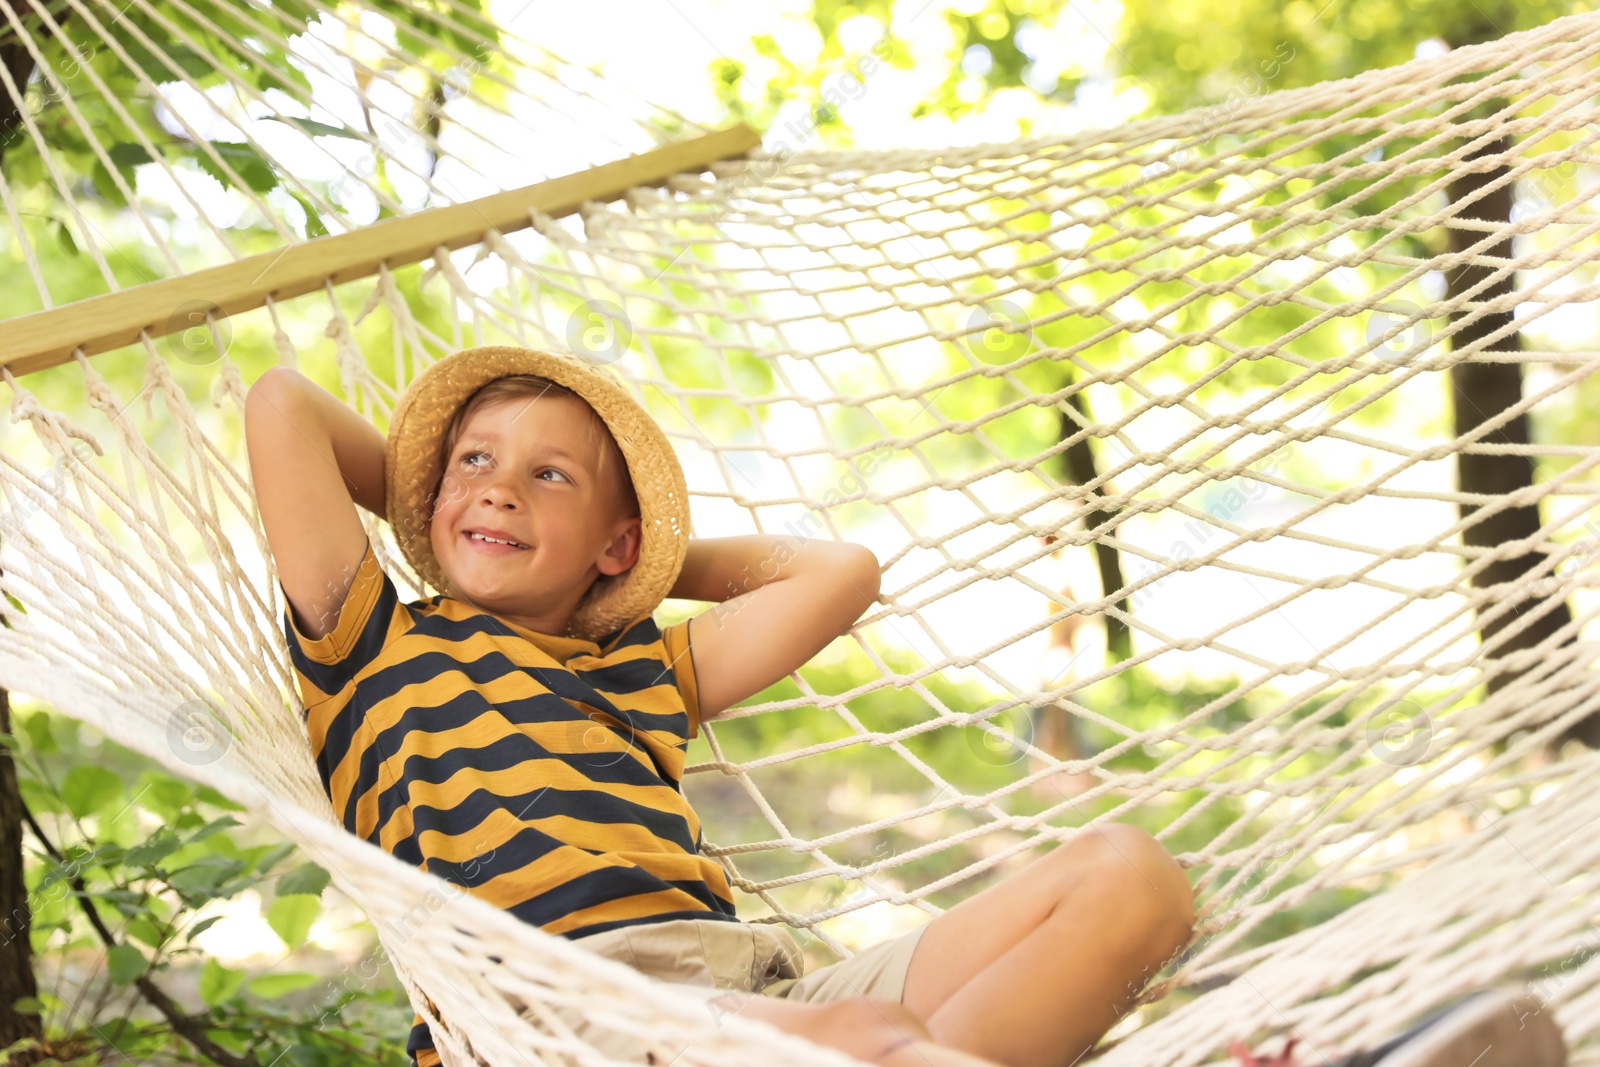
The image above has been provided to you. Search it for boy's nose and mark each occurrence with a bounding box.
[477,479,523,509]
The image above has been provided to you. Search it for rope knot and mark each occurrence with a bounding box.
[8,387,44,426]
[213,358,248,411]
[78,372,123,417]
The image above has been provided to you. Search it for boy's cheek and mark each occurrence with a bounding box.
[435,473,470,511]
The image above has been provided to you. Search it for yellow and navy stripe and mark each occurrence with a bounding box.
[280,538,737,1066]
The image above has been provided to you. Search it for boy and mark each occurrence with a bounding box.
[245,346,1565,1067]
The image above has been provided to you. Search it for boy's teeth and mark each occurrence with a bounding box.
[468,532,524,547]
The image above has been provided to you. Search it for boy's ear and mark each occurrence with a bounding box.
[596,517,643,576]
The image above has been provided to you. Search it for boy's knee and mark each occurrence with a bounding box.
[1059,823,1196,938]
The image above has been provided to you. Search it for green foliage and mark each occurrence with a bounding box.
[4,706,412,1065]
[277,862,332,897]
[921,1,1080,116]
[1,0,504,257]
[1116,0,1582,109]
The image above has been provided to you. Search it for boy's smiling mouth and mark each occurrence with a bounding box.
[461,526,531,551]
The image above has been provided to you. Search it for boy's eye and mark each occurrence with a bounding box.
[457,451,569,485]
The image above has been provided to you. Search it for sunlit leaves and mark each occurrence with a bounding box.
[276,862,330,897]
[7,708,411,1062]
[60,765,121,819]
[266,894,321,950]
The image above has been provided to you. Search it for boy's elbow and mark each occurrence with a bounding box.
[245,368,312,439]
[247,366,300,408]
[843,544,881,611]
[246,367,287,421]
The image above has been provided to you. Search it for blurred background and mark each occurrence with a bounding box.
[2,1,1598,1063]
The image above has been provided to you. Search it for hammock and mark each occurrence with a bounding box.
[2,2,1599,1064]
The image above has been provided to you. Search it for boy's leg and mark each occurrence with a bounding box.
[707,991,1005,1067]
[901,821,1195,1067]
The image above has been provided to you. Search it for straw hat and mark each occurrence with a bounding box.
[385,346,691,643]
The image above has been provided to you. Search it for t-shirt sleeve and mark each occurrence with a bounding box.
[280,536,397,710]
[408,1010,440,1066]
[659,617,703,741]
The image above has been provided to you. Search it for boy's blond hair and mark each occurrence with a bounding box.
[435,374,641,521]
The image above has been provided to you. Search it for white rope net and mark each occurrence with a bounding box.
[3,4,1600,1066]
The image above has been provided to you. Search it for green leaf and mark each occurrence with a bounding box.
[246,971,318,1000]
[164,43,217,81]
[88,159,129,209]
[166,857,246,897]
[108,142,158,168]
[125,828,181,868]
[86,843,125,870]
[290,191,328,238]
[275,863,329,898]
[184,915,224,942]
[106,943,146,986]
[0,733,19,751]
[61,765,122,819]
[249,841,298,876]
[185,815,241,845]
[261,115,364,140]
[11,996,45,1014]
[195,785,245,812]
[119,35,216,83]
[55,219,79,257]
[284,1044,330,1067]
[20,713,54,754]
[253,59,312,96]
[207,1027,251,1056]
[198,958,247,1007]
[266,894,320,950]
[125,917,166,950]
[17,778,64,815]
[95,888,143,907]
[193,140,280,194]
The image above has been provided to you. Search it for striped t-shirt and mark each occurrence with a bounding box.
[280,537,739,1066]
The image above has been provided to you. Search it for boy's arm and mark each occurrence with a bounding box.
[668,536,881,722]
[245,366,386,641]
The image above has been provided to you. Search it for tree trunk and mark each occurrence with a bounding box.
[1057,382,1131,661]
[0,682,42,1052]
[1444,123,1586,745]
[1,17,47,1056]
[1,33,38,156]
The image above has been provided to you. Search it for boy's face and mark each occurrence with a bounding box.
[429,394,641,626]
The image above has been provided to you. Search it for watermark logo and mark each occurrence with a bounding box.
[1365,300,1433,365]
[20,43,98,115]
[964,298,1033,365]
[563,710,635,768]
[963,705,1035,766]
[166,698,233,767]
[163,301,232,366]
[566,299,632,366]
[1366,699,1432,766]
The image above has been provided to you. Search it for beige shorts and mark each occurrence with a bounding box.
[544,917,928,1063]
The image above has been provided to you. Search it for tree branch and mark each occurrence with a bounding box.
[19,799,261,1067]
